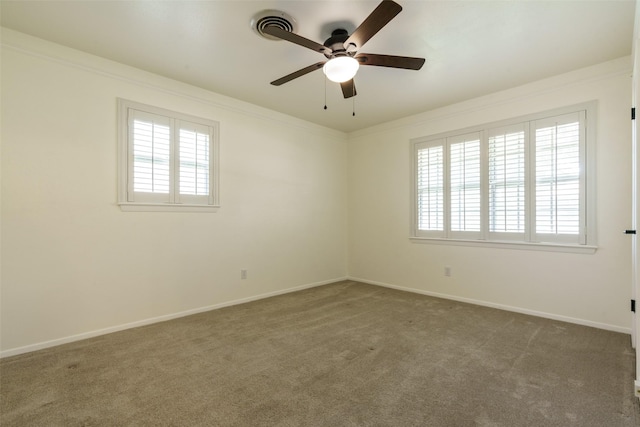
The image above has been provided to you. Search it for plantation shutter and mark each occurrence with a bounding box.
[128,110,172,203]
[449,133,481,238]
[488,124,526,239]
[118,99,220,211]
[416,142,445,236]
[533,112,584,244]
[411,103,593,249]
[177,120,213,204]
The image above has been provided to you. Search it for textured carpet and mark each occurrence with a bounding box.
[1,280,639,426]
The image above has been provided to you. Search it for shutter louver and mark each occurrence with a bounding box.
[450,136,481,232]
[417,145,444,231]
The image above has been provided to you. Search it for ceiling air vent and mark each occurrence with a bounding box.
[251,10,297,40]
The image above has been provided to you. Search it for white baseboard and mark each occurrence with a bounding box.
[4,275,628,358]
[0,277,347,358]
[349,276,632,335]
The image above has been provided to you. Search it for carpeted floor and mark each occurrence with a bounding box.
[1,280,639,426]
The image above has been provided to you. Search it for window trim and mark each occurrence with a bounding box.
[117,99,220,212]
[410,101,597,253]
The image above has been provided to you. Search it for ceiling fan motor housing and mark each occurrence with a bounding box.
[323,29,354,58]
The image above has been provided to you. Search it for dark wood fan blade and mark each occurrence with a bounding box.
[340,79,357,99]
[270,62,326,86]
[344,0,402,49]
[262,26,330,55]
[356,53,425,70]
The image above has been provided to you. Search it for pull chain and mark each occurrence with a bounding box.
[323,76,327,110]
[352,84,356,117]
[323,77,357,116]
[352,95,356,117]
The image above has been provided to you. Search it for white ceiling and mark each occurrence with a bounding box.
[1,0,636,133]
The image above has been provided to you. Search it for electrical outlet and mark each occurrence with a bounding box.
[635,380,640,398]
[241,269,247,280]
[444,266,451,277]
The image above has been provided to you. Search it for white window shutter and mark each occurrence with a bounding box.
[488,124,526,239]
[177,120,212,204]
[128,109,172,203]
[416,142,445,235]
[449,133,481,237]
[533,112,583,243]
[118,99,220,211]
[411,103,593,250]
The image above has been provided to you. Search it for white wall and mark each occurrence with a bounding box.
[348,57,633,332]
[0,29,348,355]
[1,27,633,357]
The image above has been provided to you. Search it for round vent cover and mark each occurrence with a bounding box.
[251,10,297,40]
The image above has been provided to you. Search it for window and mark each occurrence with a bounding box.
[411,103,595,252]
[118,99,219,211]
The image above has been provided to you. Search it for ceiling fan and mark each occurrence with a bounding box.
[262,0,425,99]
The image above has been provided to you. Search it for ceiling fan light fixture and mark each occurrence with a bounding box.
[323,57,359,83]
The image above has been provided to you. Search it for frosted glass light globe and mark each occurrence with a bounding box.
[322,57,359,83]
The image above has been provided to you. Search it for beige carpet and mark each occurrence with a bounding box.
[1,280,639,426]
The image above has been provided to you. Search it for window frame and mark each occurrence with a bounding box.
[117,99,220,212]
[410,102,597,253]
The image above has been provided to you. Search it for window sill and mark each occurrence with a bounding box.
[119,202,219,213]
[409,237,597,254]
